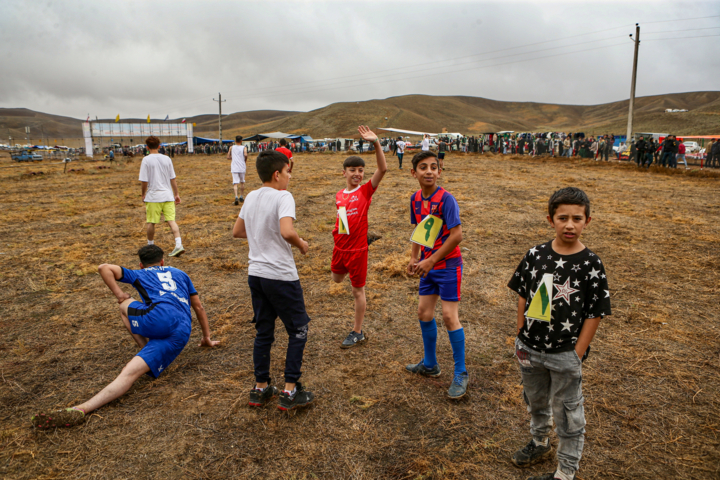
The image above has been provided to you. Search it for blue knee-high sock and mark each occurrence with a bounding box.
[419,319,438,368]
[448,327,466,375]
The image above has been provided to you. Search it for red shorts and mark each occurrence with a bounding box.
[331,247,368,288]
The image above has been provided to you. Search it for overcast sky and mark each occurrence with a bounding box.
[1,0,718,120]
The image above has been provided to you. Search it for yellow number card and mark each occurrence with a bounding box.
[411,215,443,248]
[338,207,350,235]
[526,273,553,322]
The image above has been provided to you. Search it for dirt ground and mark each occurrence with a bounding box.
[0,150,718,480]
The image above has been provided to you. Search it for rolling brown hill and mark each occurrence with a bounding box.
[223,91,720,138]
[2,92,718,146]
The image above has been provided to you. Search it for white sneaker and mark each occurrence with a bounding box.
[169,246,185,257]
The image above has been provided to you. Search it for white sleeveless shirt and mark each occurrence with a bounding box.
[231,145,246,173]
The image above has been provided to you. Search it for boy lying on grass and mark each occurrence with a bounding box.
[31,245,218,428]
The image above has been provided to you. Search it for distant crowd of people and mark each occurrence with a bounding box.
[99,132,720,169]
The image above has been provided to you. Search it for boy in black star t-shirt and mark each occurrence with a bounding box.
[507,187,611,480]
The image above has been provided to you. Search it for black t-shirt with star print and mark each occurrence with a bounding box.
[507,240,612,354]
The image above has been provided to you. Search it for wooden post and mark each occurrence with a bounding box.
[626,24,640,144]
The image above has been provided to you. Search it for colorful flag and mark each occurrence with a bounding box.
[164,115,169,121]
[115,114,120,123]
[181,118,186,123]
[147,115,151,123]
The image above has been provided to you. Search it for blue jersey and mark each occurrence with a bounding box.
[119,266,197,324]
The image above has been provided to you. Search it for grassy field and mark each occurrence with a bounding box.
[0,151,718,479]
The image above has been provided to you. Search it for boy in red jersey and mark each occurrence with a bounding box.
[275,138,294,173]
[405,151,468,399]
[331,125,388,348]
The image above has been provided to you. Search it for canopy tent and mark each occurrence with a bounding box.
[243,132,296,142]
[378,127,438,137]
[193,136,234,144]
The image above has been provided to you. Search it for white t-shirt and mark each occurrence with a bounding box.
[231,145,246,173]
[396,141,406,154]
[239,187,298,281]
[421,138,430,151]
[139,153,176,203]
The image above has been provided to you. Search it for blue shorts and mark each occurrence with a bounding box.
[419,265,462,302]
[128,302,190,378]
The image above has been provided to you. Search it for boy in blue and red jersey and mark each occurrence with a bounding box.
[405,151,468,399]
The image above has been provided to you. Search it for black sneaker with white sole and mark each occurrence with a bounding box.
[340,330,366,349]
[527,473,572,480]
[278,382,314,411]
[405,360,441,377]
[248,385,278,407]
[512,438,553,468]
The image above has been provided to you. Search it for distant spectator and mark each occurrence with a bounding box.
[676,138,688,169]
[660,135,677,168]
[708,139,720,168]
[635,136,646,167]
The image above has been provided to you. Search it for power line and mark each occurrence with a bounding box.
[644,34,720,41]
[230,42,632,103]
[643,26,720,34]
[643,14,720,24]
[161,13,720,116]
[224,35,627,101]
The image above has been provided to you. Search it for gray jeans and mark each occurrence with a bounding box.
[517,338,585,476]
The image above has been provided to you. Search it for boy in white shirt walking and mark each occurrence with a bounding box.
[227,135,248,205]
[139,136,184,257]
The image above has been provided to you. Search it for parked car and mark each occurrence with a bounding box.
[11,150,43,162]
[682,141,700,153]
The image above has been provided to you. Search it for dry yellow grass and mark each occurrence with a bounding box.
[0,150,719,479]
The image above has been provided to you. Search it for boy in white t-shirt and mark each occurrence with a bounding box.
[139,136,184,257]
[396,136,406,169]
[232,150,314,411]
[227,135,248,205]
[421,134,430,152]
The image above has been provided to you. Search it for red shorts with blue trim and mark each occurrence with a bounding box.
[418,265,462,302]
[331,247,368,288]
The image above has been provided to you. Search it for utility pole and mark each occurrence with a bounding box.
[213,93,226,147]
[626,23,640,144]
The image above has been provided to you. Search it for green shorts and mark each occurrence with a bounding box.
[145,201,176,223]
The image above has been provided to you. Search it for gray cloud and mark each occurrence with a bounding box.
[1,0,718,119]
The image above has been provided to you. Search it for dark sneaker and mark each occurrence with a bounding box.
[278,382,314,411]
[31,407,85,429]
[248,385,278,407]
[367,233,381,247]
[239,196,244,202]
[169,246,185,257]
[341,330,367,349]
[512,438,553,468]
[527,473,571,480]
[405,360,441,377]
[447,372,469,399]
[234,196,239,206]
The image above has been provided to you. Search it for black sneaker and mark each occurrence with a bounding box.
[527,473,571,480]
[239,196,244,202]
[405,360,441,377]
[367,233,381,246]
[340,330,367,349]
[512,438,553,468]
[234,196,239,206]
[248,385,278,407]
[278,382,314,411]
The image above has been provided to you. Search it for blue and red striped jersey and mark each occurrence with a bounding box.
[410,187,462,270]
